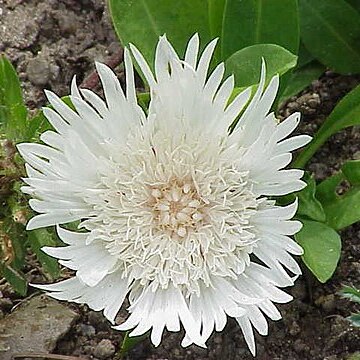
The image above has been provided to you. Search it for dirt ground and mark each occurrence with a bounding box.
[0,0,359,359]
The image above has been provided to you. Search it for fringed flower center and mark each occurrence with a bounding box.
[147,177,207,241]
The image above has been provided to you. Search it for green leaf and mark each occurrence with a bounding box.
[316,161,360,230]
[28,228,60,279]
[208,0,225,39]
[342,160,360,186]
[295,220,341,283]
[207,0,226,62]
[225,44,297,88]
[294,83,360,168]
[348,314,360,327]
[279,61,325,104]
[297,173,326,222]
[221,0,299,60]
[347,0,360,12]
[0,263,27,296]
[297,43,315,68]
[339,285,360,304]
[109,0,211,67]
[299,0,360,74]
[0,56,28,141]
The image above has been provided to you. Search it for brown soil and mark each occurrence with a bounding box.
[0,1,359,359]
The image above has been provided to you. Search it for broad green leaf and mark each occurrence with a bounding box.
[275,173,326,222]
[225,44,297,88]
[342,160,360,186]
[339,285,360,304]
[297,174,326,222]
[109,0,211,67]
[208,0,226,62]
[294,83,360,168]
[279,61,325,104]
[221,0,299,60]
[299,0,360,74]
[347,314,360,327]
[316,161,360,230]
[297,43,315,68]
[208,0,225,39]
[28,228,60,279]
[0,263,27,295]
[0,56,27,141]
[347,0,360,12]
[295,220,341,283]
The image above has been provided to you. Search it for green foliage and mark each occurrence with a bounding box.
[295,220,341,283]
[279,61,325,104]
[118,331,149,358]
[347,314,360,327]
[109,0,211,68]
[295,83,360,168]
[0,216,28,295]
[0,57,64,295]
[225,44,297,88]
[0,56,28,141]
[316,160,360,231]
[0,264,27,296]
[339,285,360,328]
[296,174,326,223]
[220,0,299,60]
[299,0,360,74]
[28,229,61,279]
[340,285,360,304]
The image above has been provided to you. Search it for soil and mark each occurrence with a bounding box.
[0,1,359,360]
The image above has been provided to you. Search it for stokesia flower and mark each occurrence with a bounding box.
[18,34,311,355]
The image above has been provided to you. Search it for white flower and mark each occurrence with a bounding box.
[18,34,311,355]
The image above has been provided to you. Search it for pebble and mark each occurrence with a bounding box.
[56,10,79,36]
[0,295,78,360]
[293,339,310,353]
[315,294,336,313]
[26,57,51,86]
[93,339,116,359]
[308,162,330,180]
[0,298,13,311]
[289,320,301,336]
[78,323,96,337]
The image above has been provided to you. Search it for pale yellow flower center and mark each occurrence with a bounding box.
[148,177,207,240]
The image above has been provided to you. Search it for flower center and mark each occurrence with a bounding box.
[148,177,207,240]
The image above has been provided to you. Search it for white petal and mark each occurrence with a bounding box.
[184,33,200,68]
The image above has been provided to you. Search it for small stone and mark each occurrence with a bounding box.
[0,298,13,311]
[26,57,51,86]
[308,162,329,180]
[289,320,301,336]
[353,150,360,160]
[0,295,78,360]
[315,294,336,313]
[293,339,309,353]
[78,323,96,337]
[56,11,78,36]
[93,339,116,359]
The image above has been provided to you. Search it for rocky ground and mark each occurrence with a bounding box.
[0,0,359,359]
